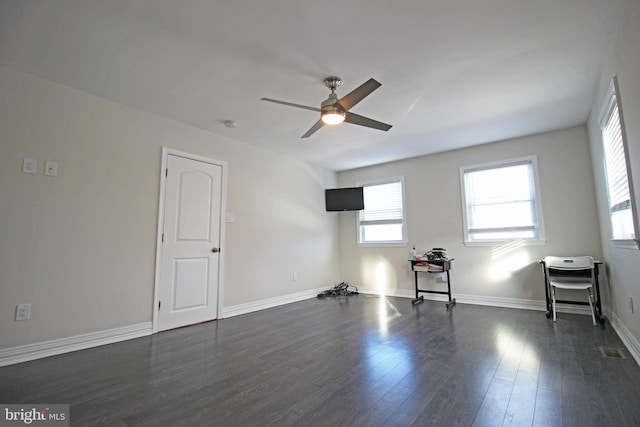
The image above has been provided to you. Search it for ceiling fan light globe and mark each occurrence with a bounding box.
[321,110,345,125]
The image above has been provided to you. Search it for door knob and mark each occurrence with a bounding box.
[211,248,220,253]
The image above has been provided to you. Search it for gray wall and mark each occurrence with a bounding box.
[587,0,640,346]
[0,66,340,349]
[337,126,603,306]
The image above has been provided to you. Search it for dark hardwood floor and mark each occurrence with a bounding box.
[2,295,640,426]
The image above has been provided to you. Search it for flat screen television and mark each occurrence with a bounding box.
[325,187,364,211]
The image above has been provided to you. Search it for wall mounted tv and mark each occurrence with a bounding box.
[325,187,364,211]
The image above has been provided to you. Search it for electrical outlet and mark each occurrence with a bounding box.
[292,272,298,281]
[44,161,58,177]
[16,304,31,321]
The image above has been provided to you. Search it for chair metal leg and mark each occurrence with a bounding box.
[587,289,596,326]
[551,286,557,322]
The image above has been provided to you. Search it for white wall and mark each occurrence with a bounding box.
[0,66,340,349]
[587,0,640,344]
[337,126,602,306]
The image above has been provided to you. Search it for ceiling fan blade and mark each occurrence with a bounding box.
[345,112,392,131]
[337,78,382,111]
[301,120,324,138]
[261,98,321,112]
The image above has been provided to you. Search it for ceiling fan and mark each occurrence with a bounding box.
[261,76,392,138]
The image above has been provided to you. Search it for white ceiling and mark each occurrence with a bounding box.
[0,0,614,170]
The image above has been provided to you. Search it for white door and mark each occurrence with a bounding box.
[158,154,223,331]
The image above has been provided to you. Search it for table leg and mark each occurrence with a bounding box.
[412,270,424,305]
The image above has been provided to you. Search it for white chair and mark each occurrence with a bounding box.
[544,256,597,325]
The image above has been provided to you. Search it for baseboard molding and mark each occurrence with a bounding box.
[359,287,548,311]
[2,292,636,368]
[221,287,327,318]
[609,311,640,366]
[456,294,546,311]
[358,287,416,299]
[0,322,153,367]
[0,288,329,367]
[358,287,602,315]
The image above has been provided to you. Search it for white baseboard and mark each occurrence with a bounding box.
[221,287,327,318]
[455,293,546,311]
[609,311,640,366]
[3,291,637,369]
[358,287,601,315]
[359,287,545,310]
[0,288,325,367]
[0,322,153,367]
[358,287,415,299]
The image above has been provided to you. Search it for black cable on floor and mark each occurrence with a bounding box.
[317,282,359,298]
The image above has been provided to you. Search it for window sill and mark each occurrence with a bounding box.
[357,241,408,248]
[463,239,546,247]
[611,239,640,250]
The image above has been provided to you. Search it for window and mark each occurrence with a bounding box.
[461,156,544,245]
[599,77,638,247]
[357,177,406,245]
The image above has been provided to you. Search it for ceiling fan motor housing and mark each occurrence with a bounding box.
[321,92,345,124]
[322,77,344,115]
[321,92,343,113]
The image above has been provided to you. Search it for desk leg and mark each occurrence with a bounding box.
[411,270,424,305]
[445,269,456,309]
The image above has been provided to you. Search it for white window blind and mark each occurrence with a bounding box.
[358,178,406,245]
[603,103,630,210]
[600,78,637,242]
[461,156,544,244]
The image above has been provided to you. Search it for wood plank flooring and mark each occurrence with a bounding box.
[2,295,640,426]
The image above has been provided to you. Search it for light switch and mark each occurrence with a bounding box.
[22,158,37,174]
[225,212,235,223]
[44,161,58,177]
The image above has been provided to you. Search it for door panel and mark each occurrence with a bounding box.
[173,258,209,310]
[158,154,222,331]
[177,171,212,241]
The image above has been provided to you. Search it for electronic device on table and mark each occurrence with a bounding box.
[424,248,446,261]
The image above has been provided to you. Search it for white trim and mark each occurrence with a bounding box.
[599,76,640,244]
[464,239,547,248]
[357,287,603,315]
[609,311,640,366]
[153,147,228,333]
[455,294,546,311]
[611,239,640,250]
[0,323,153,367]
[598,78,618,128]
[357,287,415,299]
[221,288,327,318]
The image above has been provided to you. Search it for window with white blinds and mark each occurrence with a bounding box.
[600,77,637,243]
[460,156,545,244]
[357,177,406,245]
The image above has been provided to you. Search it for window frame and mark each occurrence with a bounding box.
[598,76,639,249]
[460,155,546,246]
[356,176,407,247]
